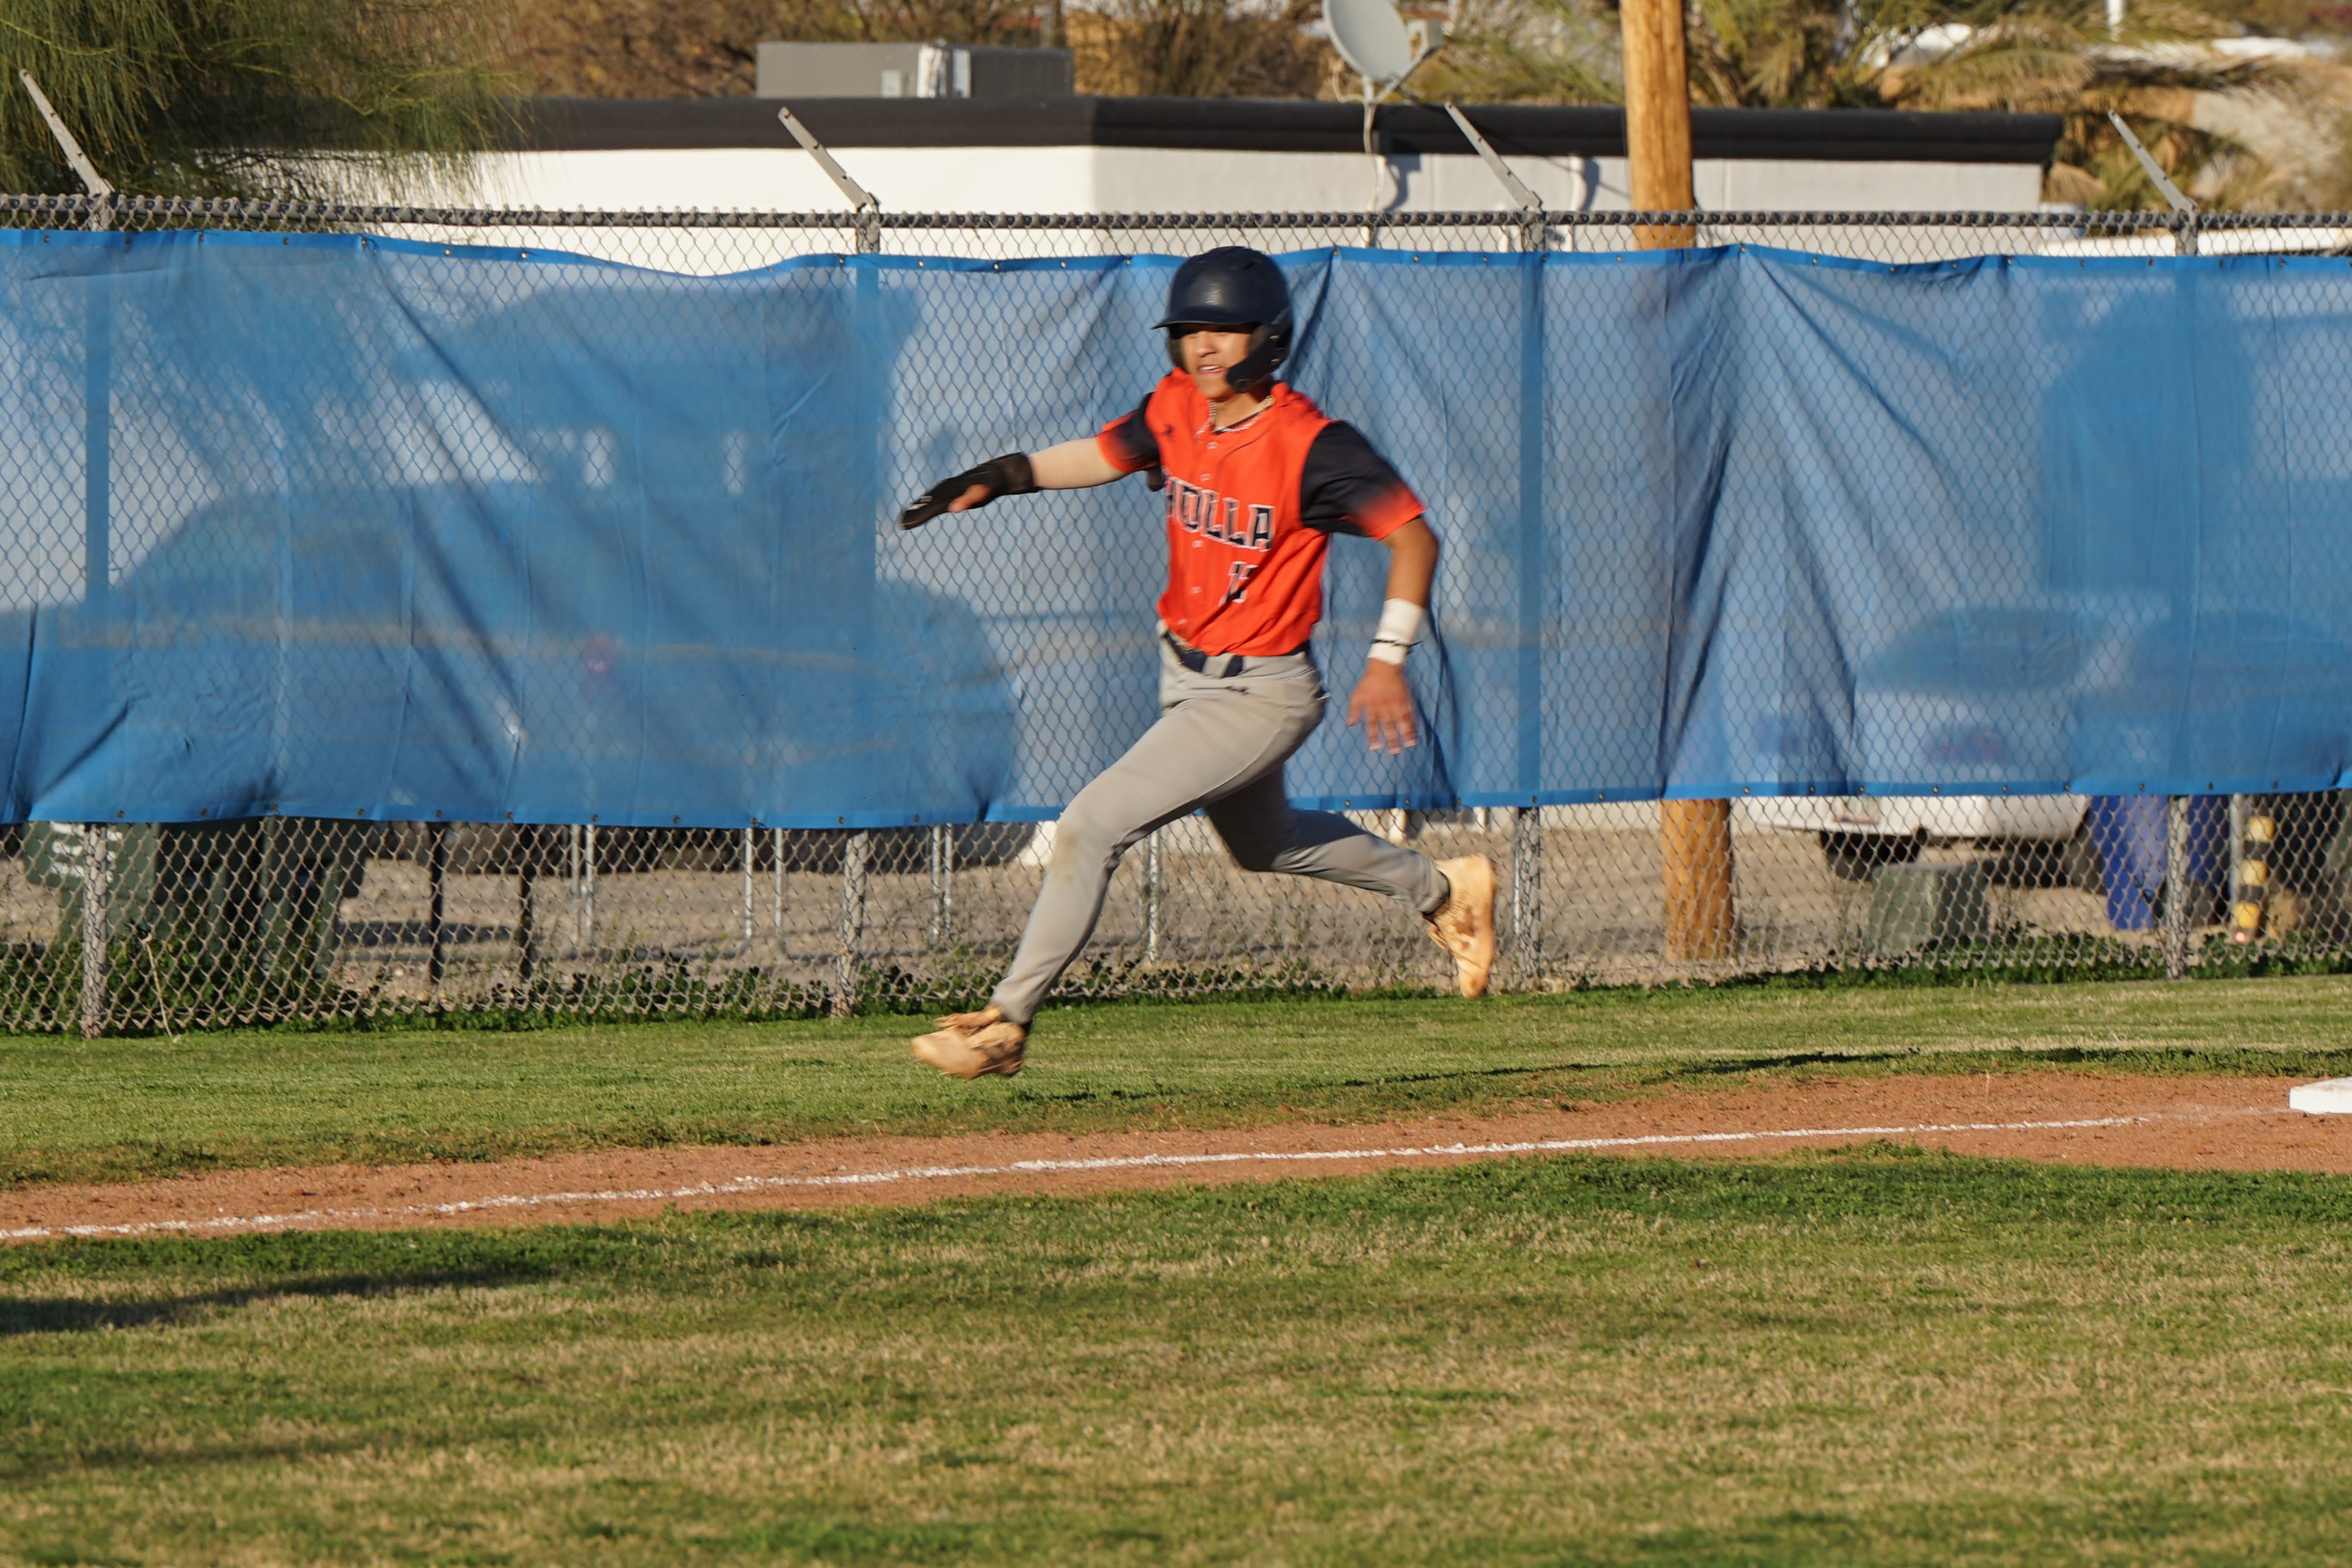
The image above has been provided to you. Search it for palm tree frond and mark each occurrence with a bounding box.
[1,0,516,198]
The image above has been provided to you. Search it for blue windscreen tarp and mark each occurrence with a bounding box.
[0,228,2348,827]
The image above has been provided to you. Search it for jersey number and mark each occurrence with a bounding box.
[1224,562,1259,604]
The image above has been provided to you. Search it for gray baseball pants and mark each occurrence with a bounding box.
[988,636,1449,1025]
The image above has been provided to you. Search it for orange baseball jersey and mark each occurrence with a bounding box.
[1096,371,1426,657]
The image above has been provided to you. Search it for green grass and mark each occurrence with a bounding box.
[7,1152,2352,1564]
[11,976,2352,1188]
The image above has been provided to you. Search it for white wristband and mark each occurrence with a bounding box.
[1367,597,1424,667]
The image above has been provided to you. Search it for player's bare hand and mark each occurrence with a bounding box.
[1347,661,1417,754]
[945,482,990,513]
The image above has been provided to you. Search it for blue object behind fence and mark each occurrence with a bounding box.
[1,231,2348,827]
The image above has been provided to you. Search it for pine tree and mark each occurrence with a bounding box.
[1,0,514,198]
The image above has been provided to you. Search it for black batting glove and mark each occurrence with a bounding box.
[899,452,1038,530]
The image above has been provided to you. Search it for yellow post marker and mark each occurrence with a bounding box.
[2233,810,2275,943]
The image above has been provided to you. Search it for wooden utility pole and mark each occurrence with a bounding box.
[1620,0,1696,246]
[1621,0,1734,960]
[1661,797,1736,960]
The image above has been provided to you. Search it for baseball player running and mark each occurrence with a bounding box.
[896,246,1496,1079]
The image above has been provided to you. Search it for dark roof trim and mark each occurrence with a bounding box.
[513,97,2063,165]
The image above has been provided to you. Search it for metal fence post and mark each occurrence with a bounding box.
[1144,829,1162,962]
[515,827,539,984]
[2163,795,2191,979]
[427,820,448,989]
[581,822,597,957]
[2228,794,2248,941]
[1508,209,1552,989]
[79,823,108,1038]
[1512,807,1543,986]
[567,823,580,957]
[74,142,113,1041]
[835,830,868,1016]
[771,827,785,940]
[570,823,591,957]
[742,825,756,954]
[928,823,951,949]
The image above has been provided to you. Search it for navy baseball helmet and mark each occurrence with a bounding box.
[1153,246,1292,390]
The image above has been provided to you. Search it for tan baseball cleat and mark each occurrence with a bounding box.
[912,1005,1028,1079]
[1425,854,1498,998]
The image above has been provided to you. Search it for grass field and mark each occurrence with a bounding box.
[11,977,2352,1563]
[9,1152,2352,1565]
[7,974,2352,1187]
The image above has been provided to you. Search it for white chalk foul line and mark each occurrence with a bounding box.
[0,1111,2210,1244]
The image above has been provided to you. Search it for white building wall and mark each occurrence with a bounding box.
[467,145,2042,220]
[378,145,2044,269]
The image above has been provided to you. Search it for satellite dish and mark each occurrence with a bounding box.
[1324,0,1419,93]
[1327,0,1443,211]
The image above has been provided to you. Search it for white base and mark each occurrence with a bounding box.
[2289,1078,2352,1114]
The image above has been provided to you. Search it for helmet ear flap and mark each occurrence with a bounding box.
[1255,319,1290,374]
[1165,327,1186,369]
[1225,317,1292,394]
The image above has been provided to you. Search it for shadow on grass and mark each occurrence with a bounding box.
[898,1038,2352,1117]
[1494,1040,2352,1086]
[0,1264,543,1337]
[1666,1041,2352,1080]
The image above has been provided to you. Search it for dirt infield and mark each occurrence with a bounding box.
[6,1072,2347,1244]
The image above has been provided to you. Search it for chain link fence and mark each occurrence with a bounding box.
[3,195,2349,1034]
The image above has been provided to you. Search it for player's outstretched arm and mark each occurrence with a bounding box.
[1346,516,1439,755]
[1029,439,1125,490]
[898,439,1125,530]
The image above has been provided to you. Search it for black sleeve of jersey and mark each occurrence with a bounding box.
[1101,397,1161,474]
[1299,422,1422,538]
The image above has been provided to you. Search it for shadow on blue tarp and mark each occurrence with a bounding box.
[0,228,2347,827]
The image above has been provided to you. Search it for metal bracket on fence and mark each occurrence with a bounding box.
[2107,111,2195,217]
[776,105,881,254]
[835,830,868,1016]
[2162,796,2192,979]
[2104,111,2201,256]
[18,70,114,233]
[79,823,109,1038]
[1443,104,1546,252]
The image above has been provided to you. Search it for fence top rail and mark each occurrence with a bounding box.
[3,193,2350,236]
